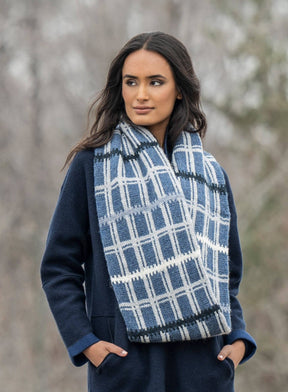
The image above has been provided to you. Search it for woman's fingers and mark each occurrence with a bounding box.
[217,340,246,369]
[83,340,128,367]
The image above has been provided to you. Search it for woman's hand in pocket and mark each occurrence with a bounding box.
[217,339,246,369]
[83,340,128,367]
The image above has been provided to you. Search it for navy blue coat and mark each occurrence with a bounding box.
[41,147,256,392]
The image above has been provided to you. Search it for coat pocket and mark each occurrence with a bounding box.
[224,356,236,375]
[95,353,123,374]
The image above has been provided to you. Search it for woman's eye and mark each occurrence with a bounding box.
[151,80,163,86]
[125,80,137,86]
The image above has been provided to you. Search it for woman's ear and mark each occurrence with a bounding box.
[176,91,182,100]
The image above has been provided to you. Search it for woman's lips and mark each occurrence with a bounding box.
[133,107,154,114]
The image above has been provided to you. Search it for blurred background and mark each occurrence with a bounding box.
[1,0,287,390]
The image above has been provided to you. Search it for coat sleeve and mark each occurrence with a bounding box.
[222,169,256,363]
[40,151,99,367]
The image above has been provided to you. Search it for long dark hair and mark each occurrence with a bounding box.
[65,31,207,166]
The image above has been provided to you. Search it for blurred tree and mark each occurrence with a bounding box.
[205,0,288,390]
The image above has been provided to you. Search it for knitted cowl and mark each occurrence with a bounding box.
[93,121,231,343]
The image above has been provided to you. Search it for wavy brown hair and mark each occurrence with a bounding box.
[64,31,207,166]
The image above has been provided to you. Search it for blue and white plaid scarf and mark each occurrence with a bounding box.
[94,121,231,343]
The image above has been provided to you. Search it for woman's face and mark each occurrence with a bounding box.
[122,49,181,143]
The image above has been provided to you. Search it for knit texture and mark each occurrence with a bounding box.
[93,121,231,343]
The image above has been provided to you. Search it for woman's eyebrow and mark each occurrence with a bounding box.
[123,74,137,79]
[123,74,167,80]
[147,74,167,80]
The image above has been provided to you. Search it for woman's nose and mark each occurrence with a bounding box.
[136,83,149,101]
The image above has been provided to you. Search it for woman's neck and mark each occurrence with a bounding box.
[146,126,166,148]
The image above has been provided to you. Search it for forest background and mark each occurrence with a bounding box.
[1,0,287,391]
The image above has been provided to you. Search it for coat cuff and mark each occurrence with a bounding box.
[68,332,100,366]
[224,329,257,364]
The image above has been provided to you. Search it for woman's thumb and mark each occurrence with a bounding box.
[217,344,232,361]
[107,342,128,357]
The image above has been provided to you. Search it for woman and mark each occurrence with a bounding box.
[41,32,256,392]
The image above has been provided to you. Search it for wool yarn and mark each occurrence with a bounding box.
[93,121,231,343]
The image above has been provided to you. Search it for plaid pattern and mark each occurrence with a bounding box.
[93,121,231,343]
